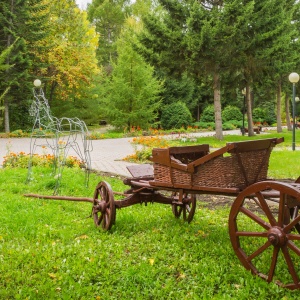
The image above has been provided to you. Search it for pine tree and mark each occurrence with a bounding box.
[101,19,163,130]
[0,0,51,132]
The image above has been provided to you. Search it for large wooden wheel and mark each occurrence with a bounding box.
[171,192,196,223]
[229,181,300,290]
[93,181,116,231]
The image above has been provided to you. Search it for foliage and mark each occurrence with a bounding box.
[161,101,193,130]
[252,104,277,125]
[99,19,163,130]
[222,122,237,131]
[0,0,34,132]
[51,97,100,126]
[2,151,83,169]
[252,107,266,124]
[200,105,215,123]
[41,0,100,102]
[193,121,215,130]
[87,0,131,68]
[124,135,170,162]
[262,102,277,125]
[222,106,243,122]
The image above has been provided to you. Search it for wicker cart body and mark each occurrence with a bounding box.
[149,138,281,194]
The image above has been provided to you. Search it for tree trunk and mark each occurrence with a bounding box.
[213,71,223,140]
[276,81,282,133]
[3,0,15,133]
[246,84,254,136]
[4,98,10,133]
[285,93,292,131]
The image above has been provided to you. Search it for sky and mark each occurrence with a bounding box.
[75,0,92,10]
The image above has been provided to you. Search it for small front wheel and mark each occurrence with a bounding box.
[93,181,116,231]
[171,192,196,223]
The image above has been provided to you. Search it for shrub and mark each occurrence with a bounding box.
[200,105,215,122]
[263,103,277,125]
[222,105,243,122]
[161,101,193,130]
[227,119,248,129]
[3,152,83,168]
[193,121,215,130]
[222,122,236,130]
[252,107,266,124]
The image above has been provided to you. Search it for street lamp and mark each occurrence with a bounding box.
[33,79,41,87]
[241,88,246,136]
[289,72,300,151]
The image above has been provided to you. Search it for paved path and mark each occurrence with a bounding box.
[0,137,138,177]
[0,129,243,177]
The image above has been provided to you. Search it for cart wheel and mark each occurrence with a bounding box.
[229,181,300,290]
[171,192,196,223]
[93,181,116,231]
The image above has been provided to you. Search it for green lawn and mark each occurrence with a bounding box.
[1,136,300,299]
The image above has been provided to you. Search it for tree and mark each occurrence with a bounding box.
[38,0,100,104]
[87,0,131,70]
[0,42,15,126]
[0,0,32,132]
[0,0,52,132]
[100,18,163,130]
[248,0,299,133]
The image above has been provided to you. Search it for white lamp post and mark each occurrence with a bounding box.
[241,88,246,136]
[289,72,300,151]
[33,79,41,87]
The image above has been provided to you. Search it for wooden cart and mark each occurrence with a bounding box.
[26,137,300,289]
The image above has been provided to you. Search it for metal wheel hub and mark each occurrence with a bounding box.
[93,201,107,213]
[267,226,287,247]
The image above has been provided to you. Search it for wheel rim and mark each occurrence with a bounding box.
[171,192,196,223]
[93,181,116,231]
[229,181,300,290]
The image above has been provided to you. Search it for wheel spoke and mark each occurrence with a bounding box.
[97,213,103,225]
[282,246,300,284]
[236,231,268,237]
[256,192,277,226]
[248,240,271,261]
[287,234,300,241]
[240,207,271,230]
[284,214,300,233]
[287,240,300,256]
[267,246,280,283]
[183,206,186,220]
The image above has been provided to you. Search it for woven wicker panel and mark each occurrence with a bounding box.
[237,149,270,184]
[192,156,244,188]
[171,169,192,186]
[153,163,172,185]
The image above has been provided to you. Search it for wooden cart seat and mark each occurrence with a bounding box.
[149,138,283,193]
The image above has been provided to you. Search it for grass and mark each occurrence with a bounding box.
[1,154,300,299]
[1,130,300,299]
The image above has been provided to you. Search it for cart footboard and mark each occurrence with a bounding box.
[229,180,300,290]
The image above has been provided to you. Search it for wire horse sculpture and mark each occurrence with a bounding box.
[27,83,93,194]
